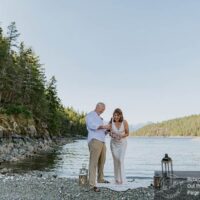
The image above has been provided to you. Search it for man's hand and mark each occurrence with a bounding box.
[104,124,111,130]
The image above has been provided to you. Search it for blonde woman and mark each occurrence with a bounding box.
[109,108,129,184]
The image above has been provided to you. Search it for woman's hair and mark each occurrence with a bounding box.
[112,108,124,122]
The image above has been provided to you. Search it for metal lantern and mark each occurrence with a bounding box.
[154,172,161,189]
[161,153,173,178]
[79,164,88,186]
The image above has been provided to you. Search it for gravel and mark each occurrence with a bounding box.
[0,173,154,200]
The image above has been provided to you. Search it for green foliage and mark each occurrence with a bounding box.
[2,104,32,118]
[0,22,87,137]
[64,107,87,136]
[131,114,200,136]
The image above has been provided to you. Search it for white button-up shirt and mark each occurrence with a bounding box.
[86,111,106,143]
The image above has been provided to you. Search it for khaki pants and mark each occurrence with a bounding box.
[88,139,106,186]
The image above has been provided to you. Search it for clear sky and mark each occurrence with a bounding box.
[1,0,200,124]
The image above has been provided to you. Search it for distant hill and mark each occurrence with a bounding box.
[130,114,200,136]
[129,122,153,131]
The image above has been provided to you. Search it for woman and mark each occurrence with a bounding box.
[109,108,129,184]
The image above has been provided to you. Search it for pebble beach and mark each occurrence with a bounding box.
[0,173,154,200]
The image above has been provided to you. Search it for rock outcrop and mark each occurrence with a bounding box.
[0,114,52,162]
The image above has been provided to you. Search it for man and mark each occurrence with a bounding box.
[86,102,110,192]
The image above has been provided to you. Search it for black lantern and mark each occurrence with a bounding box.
[161,153,173,178]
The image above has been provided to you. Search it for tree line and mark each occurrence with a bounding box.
[131,114,200,136]
[0,22,87,137]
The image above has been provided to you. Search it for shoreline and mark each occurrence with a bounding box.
[0,172,154,200]
[0,136,155,199]
[0,135,84,164]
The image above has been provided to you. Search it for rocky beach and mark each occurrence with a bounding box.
[0,172,154,200]
[0,137,154,200]
[0,114,154,199]
[0,127,154,199]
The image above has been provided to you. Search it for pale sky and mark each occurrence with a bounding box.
[1,0,200,124]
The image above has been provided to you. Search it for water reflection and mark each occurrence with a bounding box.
[1,151,59,173]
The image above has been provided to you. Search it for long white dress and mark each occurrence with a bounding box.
[110,120,127,183]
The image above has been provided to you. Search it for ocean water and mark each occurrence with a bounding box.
[3,137,200,187]
[53,137,200,179]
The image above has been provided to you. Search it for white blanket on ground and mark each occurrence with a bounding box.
[96,179,151,191]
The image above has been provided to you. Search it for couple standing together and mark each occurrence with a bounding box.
[86,102,129,192]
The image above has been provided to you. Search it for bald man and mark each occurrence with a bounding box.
[86,102,110,192]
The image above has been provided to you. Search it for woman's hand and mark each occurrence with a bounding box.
[110,132,115,138]
[116,135,122,140]
[110,132,121,140]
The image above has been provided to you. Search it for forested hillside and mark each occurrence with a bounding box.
[131,114,200,136]
[0,22,87,137]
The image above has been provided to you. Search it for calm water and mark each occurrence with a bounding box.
[3,137,200,185]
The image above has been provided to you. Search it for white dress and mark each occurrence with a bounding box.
[110,120,127,183]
